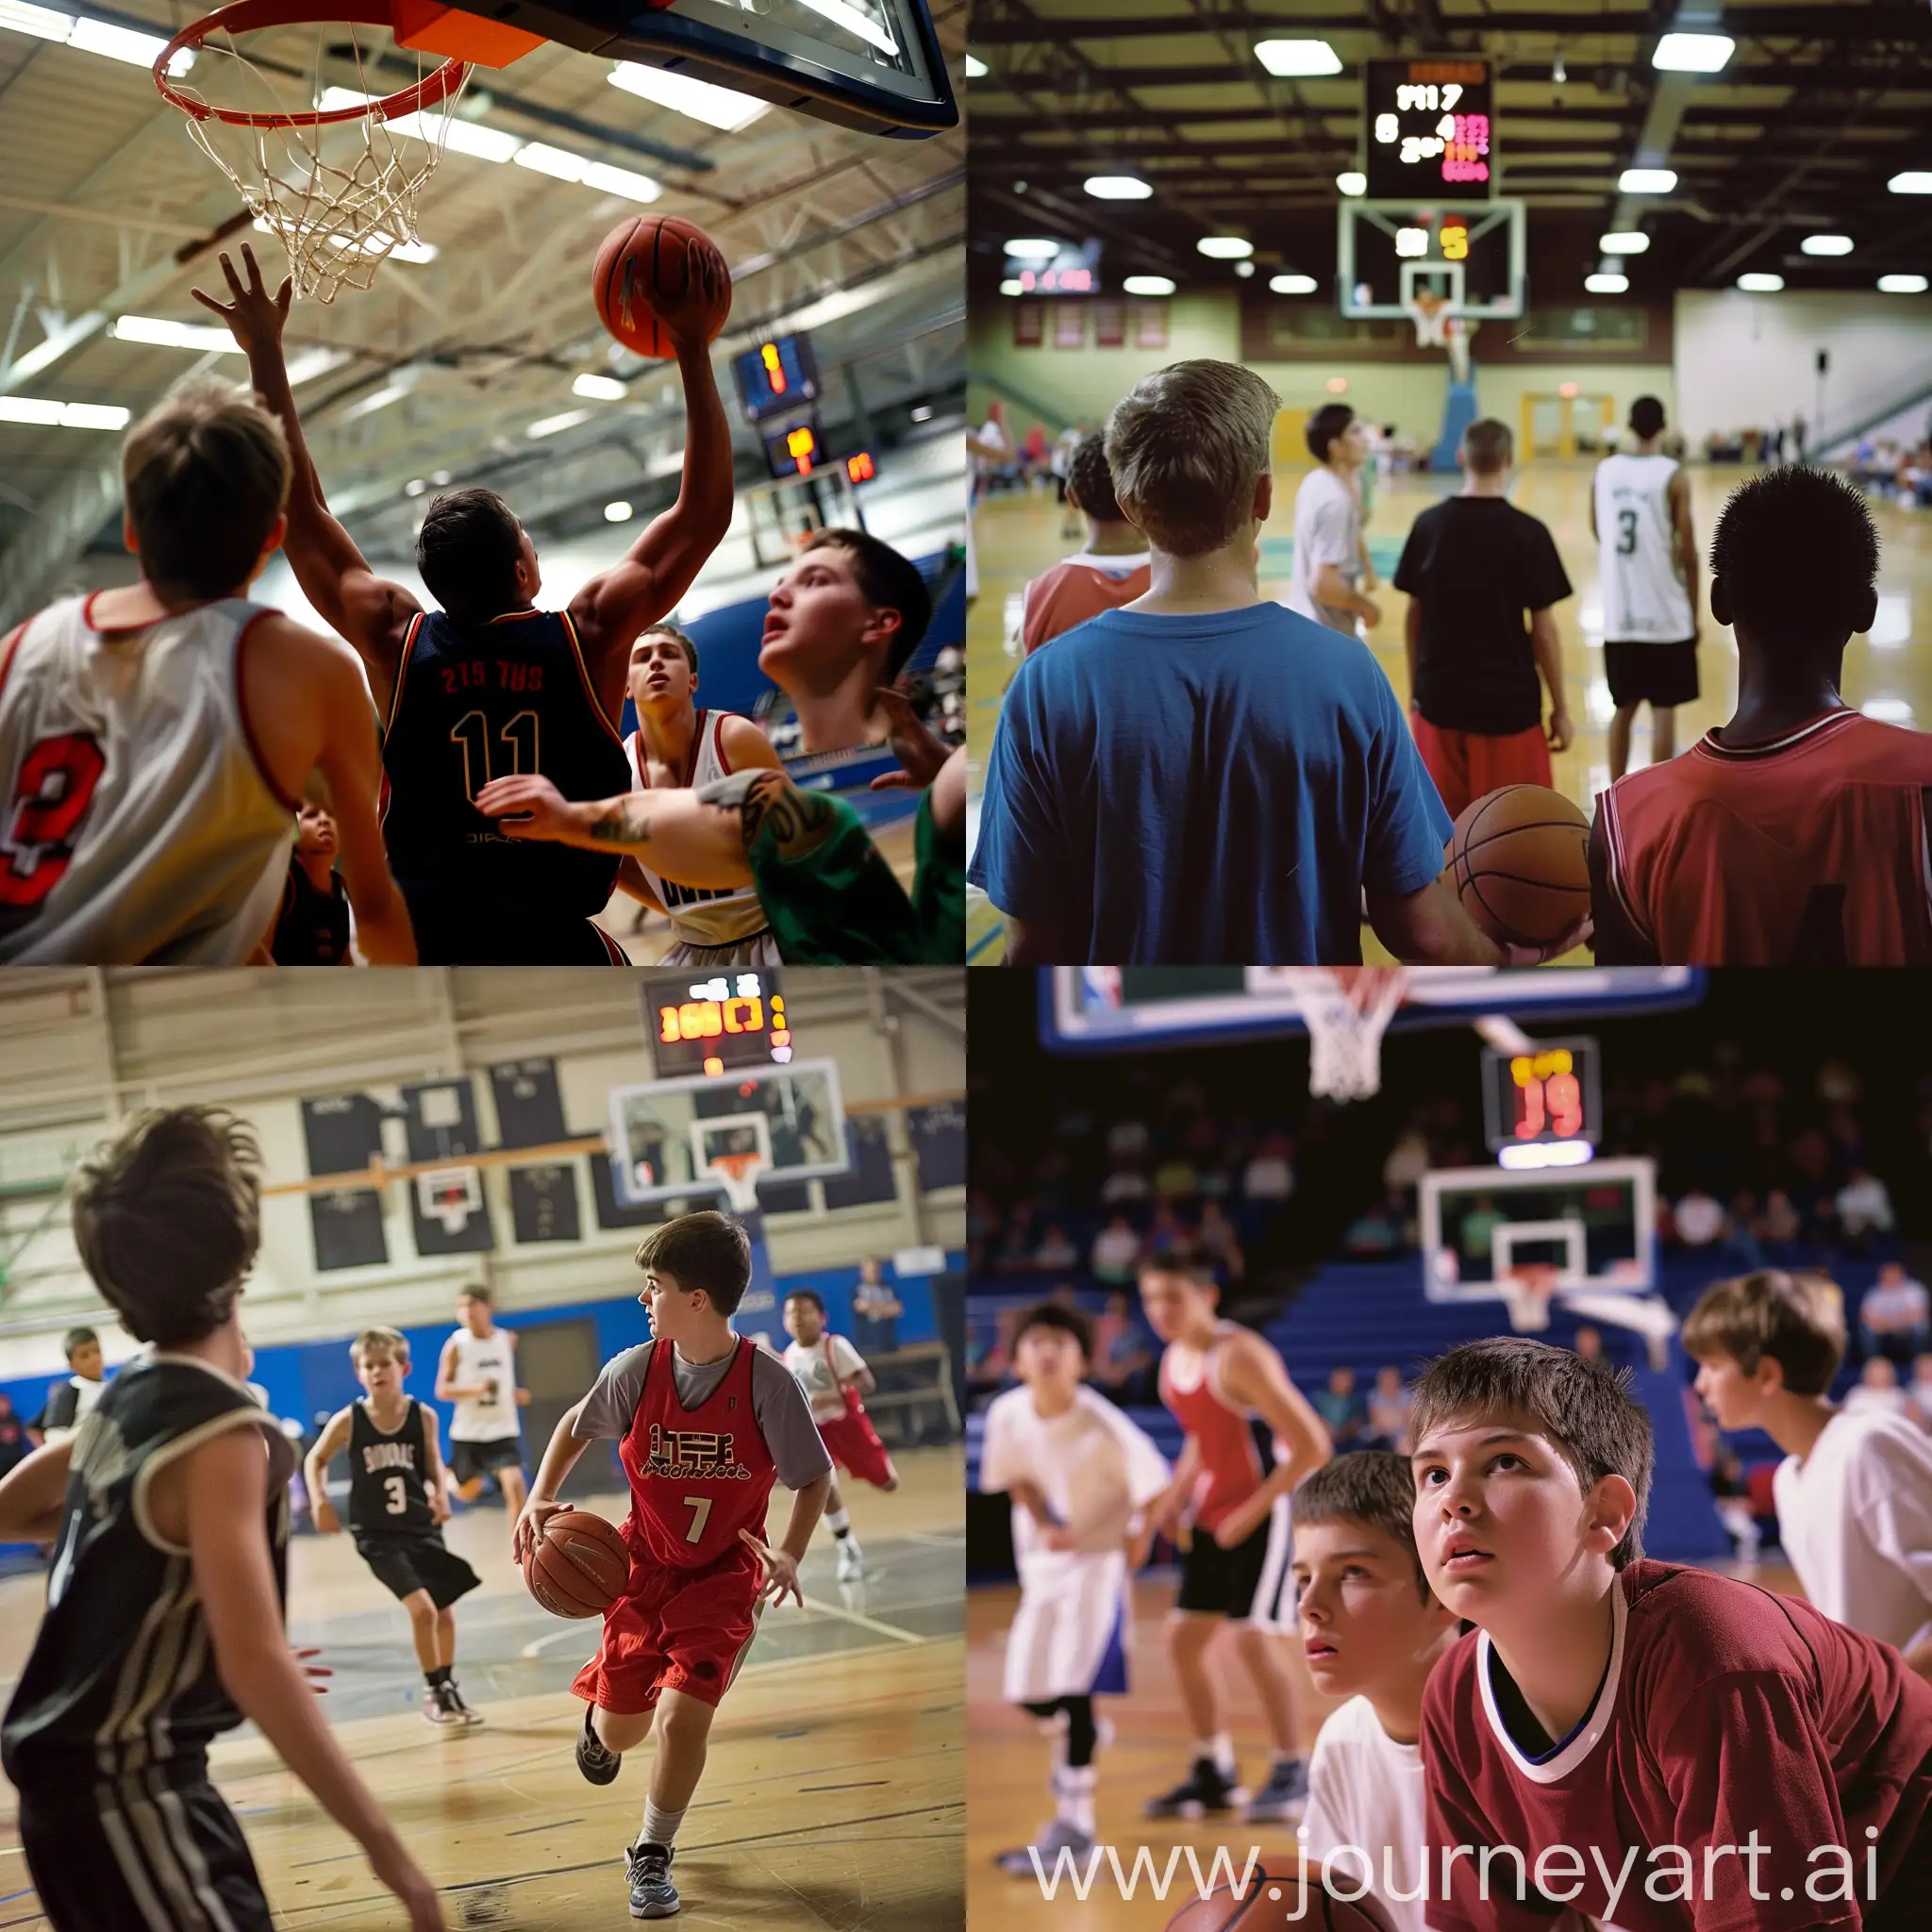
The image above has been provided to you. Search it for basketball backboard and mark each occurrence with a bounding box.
[1338,199,1524,322]
[607,1060,849,1208]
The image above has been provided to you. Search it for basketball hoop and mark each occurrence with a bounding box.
[1278,967,1410,1102]
[701,1150,769,1212]
[153,1,535,303]
[415,1165,481,1236]
[1501,1264,1560,1333]
[1407,291,1450,350]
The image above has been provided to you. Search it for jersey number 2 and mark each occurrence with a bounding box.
[681,1495,712,1544]
[451,709,540,803]
[1616,508,1639,556]
[384,1474,408,1515]
[0,733,108,908]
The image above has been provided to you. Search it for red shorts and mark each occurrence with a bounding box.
[818,1407,895,1488]
[572,1541,762,1714]
[1410,712,1554,820]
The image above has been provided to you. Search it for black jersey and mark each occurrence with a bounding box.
[346,1398,435,1535]
[270,860,351,965]
[2,1357,291,1790]
[380,607,629,918]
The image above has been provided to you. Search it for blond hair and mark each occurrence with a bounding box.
[122,375,291,599]
[351,1325,409,1367]
[1680,1270,1845,1395]
[1103,360,1280,557]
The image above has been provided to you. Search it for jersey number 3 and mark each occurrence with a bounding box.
[1616,508,1639,556]
[0,733,108,908]
[451,709,540,804]
[384,1474,409,1515]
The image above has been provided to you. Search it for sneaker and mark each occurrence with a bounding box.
[836,1538,865,1582]
[1246,1757,1309,1824]
[625,1840,679,1919]
[576,1706,622,1786]
[994,1818,1093,1877]
[441,1679,485,1727]
[1144,1757,1245,1820]
[423,1684,463,1727]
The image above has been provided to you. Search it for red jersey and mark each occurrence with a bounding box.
[1598,709,1932,964]
[1020,554,1151,655]
[1158,1325,1265,1532]
[617,1336,775,1571]
[1422,1560,1932,1932]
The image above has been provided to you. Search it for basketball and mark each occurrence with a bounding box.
[1165,1876,1393,1931]
[592,214,732,358]
[1445,784,1591,950]
[523,1507,631,1620]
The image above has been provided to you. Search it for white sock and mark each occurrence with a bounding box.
[826,1507,851,1537]
[640,1801,685,1850]
[1205,1733,1235,1774]
[1055,1765,1097,1837]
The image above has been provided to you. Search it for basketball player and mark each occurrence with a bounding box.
[1591,397,1700,779]
[1139,1250,1332,1824]
[781,1288,898,1581]
[981,1302,1171,1875]
[619,623,782,965]
[0,1108,442,1932]
[1686,1271,1932,1678]
[194,242,734,965]
[0,375,414,966]
[1019,435,1150,655]
[1592,466,1932,964]
[25,1326,105,1448]
[1286,404,1381,637]
[305,1327,484,1725]
[513,1212,831,1918]
[1413,1337,1932,1930]
[270,800,352,965]
[435,1286,530,1518]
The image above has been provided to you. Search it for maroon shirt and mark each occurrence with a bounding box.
[1422,1560,1932,1932]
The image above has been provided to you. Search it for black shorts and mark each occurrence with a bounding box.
[400,886,628,965]
[1605,638,1699,709]
[450,1436,524,1484]
[1174,1497,1297,1629]
[353,1530,482,1608]
[20,1773,272,1932]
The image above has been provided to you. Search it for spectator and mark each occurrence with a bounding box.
[1242,1134,1295,1201]
[1033,1224,1079,1272]
[1708,1450,1761,1561]
[1573,1324,1604,1362]
[1341,1196,1403,1257]
[1194,1200,1244,1281]
[1101,1164,1151,1205]
[1859,1261,1930,1364]
[1835,1166,1896,1249]
[1759,1189,1803,1246]
[853,1257,904,1356]
[1366,1366,1412,1453]
[1107,1117,1150,1162]
[1152,1151,1200,1201]
[0,1395,26,1479]
[1844,1355,1910,1419]
[1091,1213,1143,1285]
[1312,1364,1369,1448]
[1907,1352,1932,1430]
[1091,1291,1155,1403]
[1021,435,1151,655]
[1672,1189,1728,1248]
[968,1306,1020,1394]
[1458,1196,1506,1269]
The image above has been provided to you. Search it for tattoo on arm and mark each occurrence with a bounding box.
[589,799,654,847]
[736,770,837,860]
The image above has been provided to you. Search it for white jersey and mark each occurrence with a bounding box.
[1286,466,1363,635]
[1593,453,1694,642]
[783,1333,867,1425]
[445,1328,519,1442]
[624,709,775,961]
[0,594,295,963]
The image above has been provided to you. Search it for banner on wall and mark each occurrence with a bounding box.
[299,1095,388,1273]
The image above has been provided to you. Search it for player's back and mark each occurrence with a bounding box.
[381,608,629,919]
[1599,709,1932,963]
[1593,453,1692,641]
[1020,553,1150,655]
[0,595,294,963]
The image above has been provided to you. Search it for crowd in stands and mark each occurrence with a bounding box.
[1847,432,1932,508]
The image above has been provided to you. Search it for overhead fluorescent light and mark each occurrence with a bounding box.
[1084,175,1151,200]
[604,500,633,523]
[515,142,589,182]
[794,0,896,58]
[910,405,934,422]
[1653,32,1733,74]
[1878,274,1928,294]
[109,315,242,351]
[284,347,352,387]
[998,278,1023,296]
[325,92,524,165]
[1862,698,1913,724]
[965,54,987,78]
[1618,168,1675,193]
[0,396,122,428]
[1585,271,1629,294]
[0,6,195,75]
[584,161,660,203]
[1197,237,1254,259]
[1800,235,1853,257]
[1005,239,1060,260]
[1336,171,1367,196]
[1123,275,1175,296]
[341,382,408,421]
[1888,173,1932,195]
[607,61,769,131]
[1599,231,1650,255]
[573,373,628,400]
[1254,39,1341,78]
[403,478,427,496]
[1271,274,1318,294]
[527,408,593,439]
[371,236,439,263]
[1737,273,1784,291]
[1234,260,1255,278]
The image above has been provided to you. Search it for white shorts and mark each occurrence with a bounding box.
[658,929,782,967]
[1006,1549,1130,1704]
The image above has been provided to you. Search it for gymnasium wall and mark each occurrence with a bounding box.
[1673,290,1932,448]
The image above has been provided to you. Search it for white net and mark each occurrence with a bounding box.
[1278,967,1410,1102]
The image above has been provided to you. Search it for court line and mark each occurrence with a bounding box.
[794,1597,928,1645]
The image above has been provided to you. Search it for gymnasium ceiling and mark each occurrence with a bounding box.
[967,1,1932,297]
[0,4,966,620]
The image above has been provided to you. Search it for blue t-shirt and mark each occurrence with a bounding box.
[969,602,1453,962]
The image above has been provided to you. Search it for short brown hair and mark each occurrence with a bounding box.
[1681,1270,1845,1395]
[801,528,932,680]
[1408,1338,1654,1568]
[1066,434,1126,525]
[635,1209,753,1315]
[417,487,524,621]
[69,1107,262,1347]
[1138,1245,1217,1291]
[639,623,699,674]
[1294,1450,1433,1600]
[352,1326,409,1366]
[1012,1300,1094,1360]
[458,1284,492,1306]
[1106,360,1279,556]
[123,376,291,599]
[1461,418,1513,475]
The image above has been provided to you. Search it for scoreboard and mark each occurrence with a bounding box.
[1365,58,1493,201]
[645,971,793,1078]
[1480,1038,1601,1156]
[732,334,821,425]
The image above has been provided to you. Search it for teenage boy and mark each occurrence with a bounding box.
[306,1327,484,1726]
[980,1302,1170,1874]
[0,1107,441,1930]
[26,1326,107,1447]
[513,1212,831,1919]
[1020,435,1151,655]
[1410,1335,1932,1930]
[436,1285,530,1517]
[270,801,354,965]
[1685,1268,1932,1676]
[1287,403,1381,637]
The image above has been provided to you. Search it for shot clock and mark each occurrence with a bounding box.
[1480,1038,1600,1154]
[1364,58,1494,201]
[644,971,793,1078]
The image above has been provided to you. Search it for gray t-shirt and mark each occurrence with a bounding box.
[573,1339,832,1491]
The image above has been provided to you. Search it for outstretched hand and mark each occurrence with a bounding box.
[656,241,729,355]
[739,1527,804,1607]
[475,773,571,841]
[191,242,291,358]
[869,687,952,791]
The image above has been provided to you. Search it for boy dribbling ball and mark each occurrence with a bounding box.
[305,1328,484,1726]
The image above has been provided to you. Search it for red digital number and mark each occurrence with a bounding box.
[0,732,107,908]
[1546,1072,1583,1139]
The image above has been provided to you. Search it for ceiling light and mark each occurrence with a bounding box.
[371,236,439,264]
[403,478,427,497]
[1599,231,1650,255]
[1337,171,1367,197]
[1254,39,1341,78]
[515,142,589,182]
[1325,377,1348,394]
[965,54,987,78]
[604,500,633,523]
[1862,698,1913,724]
[0,395,128,429]
[431,471,451,486]
[1271,274,1318,294]
[1198,237,1253,259]
[1084,175,1151,200]
[1801,235,1853,257]
[284,347,351,387]
[1653,32,1733,74]
[1619,169,1675,193]
[607,61,769,130]
[1004,239,1060,260]
[108,315,242,351]
[341,382,408,421]
[1878,274,1928,294]
[1234,260,1255,278]
[910,405,934,422]
[584,161,661,202]
[526,408,593,439]
[1123,275,1175,296]
[998,278,1023,296]
[1500,1141,1596,1171]
[1585,271,1629,294]
[1737,273,1784,291]
[1552,53,1566,85]
[1888,173,1932,195]
[322,91,523,163]
[0,6,196,75]
[573,373,627,401]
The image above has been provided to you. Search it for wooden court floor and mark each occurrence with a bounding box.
[965,460,1932,963]
[965,1556,1805,1929]
[0,1447,963,1931]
